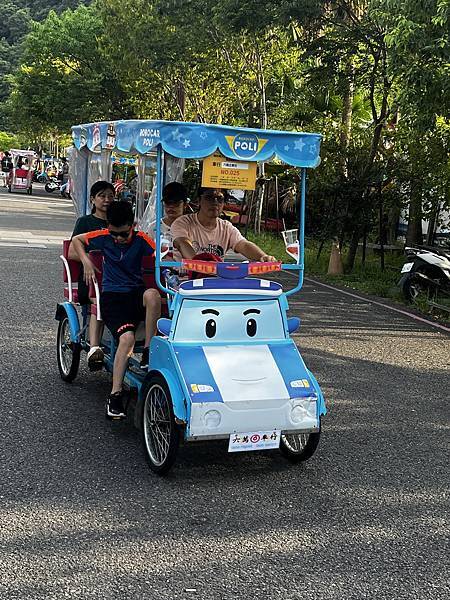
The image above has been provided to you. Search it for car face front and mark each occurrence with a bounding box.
[172,298,286,344]
[167,288,322,440]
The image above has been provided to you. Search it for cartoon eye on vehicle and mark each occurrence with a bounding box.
[201,307,261,339]
[244,308,259,337]
[202,309,218,338]
[175,300,285,343]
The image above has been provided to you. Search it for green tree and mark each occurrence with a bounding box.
[375,0,450,245]
[23,1,92,22]
[7,4,131,136]
[0,1,31,128]
[0,130,19,151]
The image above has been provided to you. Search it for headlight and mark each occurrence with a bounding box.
[204,409,221,428]
[291,404,307,423]
[290,397,317,424]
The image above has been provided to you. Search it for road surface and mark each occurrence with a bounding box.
[0,185,448,599]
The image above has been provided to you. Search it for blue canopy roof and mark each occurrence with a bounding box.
[71,120,322,168]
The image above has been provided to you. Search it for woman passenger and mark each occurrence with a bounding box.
[70,181,115,369]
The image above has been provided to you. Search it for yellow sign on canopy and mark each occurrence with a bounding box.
[202,151,257,190]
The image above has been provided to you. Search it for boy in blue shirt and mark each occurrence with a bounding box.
[71,201,161,419]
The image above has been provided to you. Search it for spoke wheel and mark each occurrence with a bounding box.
[141,375,179,475]
[280,423,321,463]
[57,316,81,382]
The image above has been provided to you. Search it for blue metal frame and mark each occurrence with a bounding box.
[285,167,306,297]
[75,121,315,299]
[152,165,307,298]
[154,145,174,300]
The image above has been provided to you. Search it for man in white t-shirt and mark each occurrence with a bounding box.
[171,188,276,262]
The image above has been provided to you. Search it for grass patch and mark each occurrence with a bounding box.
[246,231,290,262]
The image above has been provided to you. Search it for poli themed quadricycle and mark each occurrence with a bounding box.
[57,119,326,475]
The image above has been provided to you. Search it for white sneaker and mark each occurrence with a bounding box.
[87,346,104,371]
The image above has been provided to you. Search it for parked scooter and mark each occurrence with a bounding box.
[44,177,60,193]
[398,245,450,302]
[45,176,71,198]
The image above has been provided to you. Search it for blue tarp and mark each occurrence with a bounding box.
[71,120,322,168]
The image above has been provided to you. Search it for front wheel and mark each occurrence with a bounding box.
[141,375,180,475]
[57,316,81,382]
[280,423,321,463]
[45,183,55,193]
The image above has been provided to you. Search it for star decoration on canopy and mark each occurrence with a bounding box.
[284,145,290,151]
[199,131,208,140]
[171,128,183,142]
[183,139,191,148]
[294,140,305,151]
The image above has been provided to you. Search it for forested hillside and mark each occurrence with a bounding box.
[1,0,448,266]
[0,1,90,127]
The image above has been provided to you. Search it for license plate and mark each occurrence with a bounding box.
[228,430,280,453]
[401,262,414,273]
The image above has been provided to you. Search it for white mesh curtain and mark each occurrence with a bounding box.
[87,150,112,212]
[138,153,185,232]
[67,147,88,217]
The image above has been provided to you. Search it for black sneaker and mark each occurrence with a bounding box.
[106,391,126,420]
[140,347,149,369]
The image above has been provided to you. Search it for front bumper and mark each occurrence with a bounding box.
[187,396,318,440]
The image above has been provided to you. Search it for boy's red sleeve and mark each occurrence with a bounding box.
[137,231,156,255]
[85,229,109,251]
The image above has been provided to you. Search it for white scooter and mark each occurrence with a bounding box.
[398,244,450,302]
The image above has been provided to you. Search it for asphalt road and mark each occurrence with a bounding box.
[0,185,449,600]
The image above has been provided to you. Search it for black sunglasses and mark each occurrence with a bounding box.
[109,228,131,238]
[203,194,225,202]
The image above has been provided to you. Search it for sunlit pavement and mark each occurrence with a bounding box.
[0,186,448,599]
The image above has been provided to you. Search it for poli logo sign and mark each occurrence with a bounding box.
[225,133,268,159]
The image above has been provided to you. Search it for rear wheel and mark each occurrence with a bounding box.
[45,182,54,193]
[280,423,321,463]
[57,316,81,382]
[141,375,180,475]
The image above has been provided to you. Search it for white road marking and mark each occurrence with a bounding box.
[0,242,47,248]
[0,197,71,207]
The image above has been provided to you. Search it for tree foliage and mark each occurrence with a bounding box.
[4,0,449,263]
[7,4,130,136]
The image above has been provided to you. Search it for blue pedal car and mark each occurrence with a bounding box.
[56,119,326,475]
[141,260,326,473]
